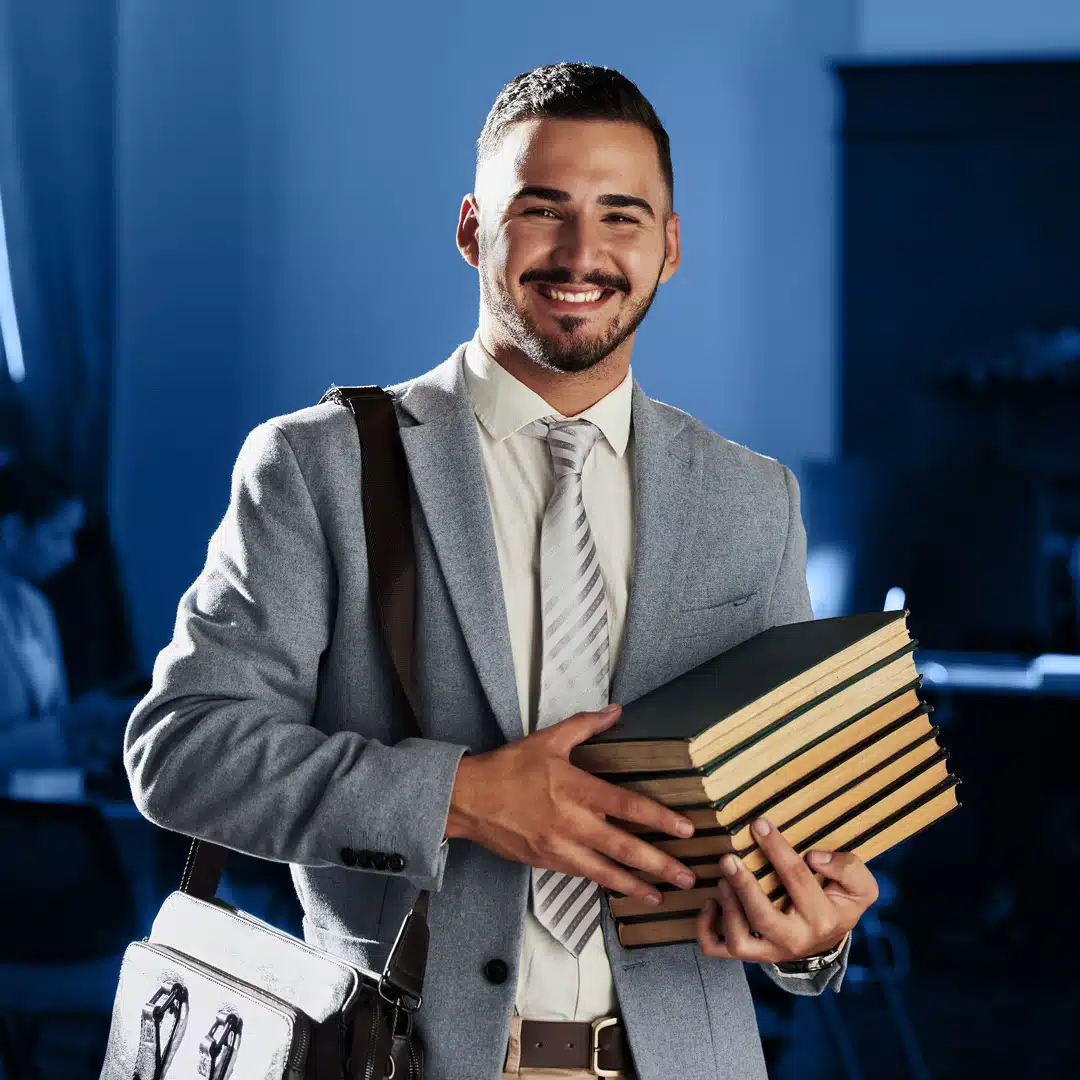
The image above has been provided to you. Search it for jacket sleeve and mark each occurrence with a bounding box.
[124,421,469,892]
[757,464,852,995]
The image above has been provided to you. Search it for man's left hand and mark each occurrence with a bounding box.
[695,816,878,963]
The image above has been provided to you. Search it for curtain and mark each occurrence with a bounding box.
[0,1,137,690]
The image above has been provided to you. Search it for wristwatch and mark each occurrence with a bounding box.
[773,931,850,977]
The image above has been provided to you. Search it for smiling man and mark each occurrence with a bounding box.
[127,63,876,1080]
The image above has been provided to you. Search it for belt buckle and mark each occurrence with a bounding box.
[590,1015,620,1077]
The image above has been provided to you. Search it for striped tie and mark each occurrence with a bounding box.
[521,415,609,955]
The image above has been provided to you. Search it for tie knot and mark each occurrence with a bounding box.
[523,417,602,478]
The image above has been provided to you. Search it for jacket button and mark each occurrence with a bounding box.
[483,958,509,985]
[356,850,373,868]
[387,853,406,873]
[371,852,388,871]
[340,847,357,867]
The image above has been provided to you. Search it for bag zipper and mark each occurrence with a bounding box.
[198,895,367,1016]
[408,1034,420,1080]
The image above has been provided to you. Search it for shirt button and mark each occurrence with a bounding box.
[483,958,509,985]
[387,853,406,873]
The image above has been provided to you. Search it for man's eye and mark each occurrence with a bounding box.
[608,215,638,223]
[523,207,558,217]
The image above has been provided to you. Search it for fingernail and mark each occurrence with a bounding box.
[677,819,694,837]
[722,854,741,877]
[810,851,832,864]
[643,892,661,906]
[676,871,695,889]
[603,704,620,713]
[752,817,771,837]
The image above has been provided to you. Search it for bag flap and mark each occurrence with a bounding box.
[149,891,368,1023]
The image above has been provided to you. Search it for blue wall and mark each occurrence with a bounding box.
[859,0,1080,55]
[111,0,855,670]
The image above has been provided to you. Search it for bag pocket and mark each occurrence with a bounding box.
[100,939,311,1080]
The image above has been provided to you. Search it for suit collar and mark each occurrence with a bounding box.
[462,331,633,458]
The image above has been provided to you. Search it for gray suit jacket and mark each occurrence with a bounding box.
[125,341,851,1080]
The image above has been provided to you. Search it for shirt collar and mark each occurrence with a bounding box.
[463,330,632,458]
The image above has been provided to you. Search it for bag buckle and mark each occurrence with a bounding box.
[590,1015,621,1077]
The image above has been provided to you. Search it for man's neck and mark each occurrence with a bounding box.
[478,329,630,417]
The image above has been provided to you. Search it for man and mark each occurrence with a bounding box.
[0,459,134,769]
[126,63,878,1079]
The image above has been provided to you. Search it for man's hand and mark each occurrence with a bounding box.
[695,816,878,963]
[444,704,700,905]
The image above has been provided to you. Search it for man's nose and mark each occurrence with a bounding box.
[551,214,604,276]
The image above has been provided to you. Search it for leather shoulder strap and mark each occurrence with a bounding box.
[181,384,423,907]
[320,384,421,738]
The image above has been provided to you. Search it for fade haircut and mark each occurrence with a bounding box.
[476,62,674,217]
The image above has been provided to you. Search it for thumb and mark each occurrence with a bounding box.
[545,704,622,756]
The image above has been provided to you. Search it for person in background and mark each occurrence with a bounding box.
[0,458,133,771]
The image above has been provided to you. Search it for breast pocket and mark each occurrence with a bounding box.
[671,590,759,640]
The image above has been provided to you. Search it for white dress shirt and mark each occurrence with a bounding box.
[463,329,636,1022]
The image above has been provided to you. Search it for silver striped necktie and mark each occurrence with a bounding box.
[521,415,609,955]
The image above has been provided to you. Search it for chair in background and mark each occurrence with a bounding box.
[0,797,140,1079]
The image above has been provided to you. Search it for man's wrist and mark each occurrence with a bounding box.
[774,930,850,975]
[443,752,475,842]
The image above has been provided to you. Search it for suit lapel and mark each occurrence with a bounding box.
[392,344,523,745]
[610,383,698,707]
[391,342,699,746]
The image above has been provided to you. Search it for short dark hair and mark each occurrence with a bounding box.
[0,458,80,526]
[476,62,674,216]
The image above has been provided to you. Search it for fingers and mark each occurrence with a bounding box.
[561,841,669,905]
[749,818,833,930]
[717,854,794,954]
[716,880,773,960]
[696,885,773,961]
[582,817,698,892]
[541,705,698,842]
[806,849,880,908]
[542,704,622,756]
[584,773,696,840]
[696,897,731,958]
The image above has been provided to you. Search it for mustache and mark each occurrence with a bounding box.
[522,272,627,293]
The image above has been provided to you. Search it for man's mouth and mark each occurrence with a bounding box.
[532,283,616,312]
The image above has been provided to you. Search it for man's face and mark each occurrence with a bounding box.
[463,118,679,375]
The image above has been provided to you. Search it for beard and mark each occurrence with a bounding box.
[481,259,664,375]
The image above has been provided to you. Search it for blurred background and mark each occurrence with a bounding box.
[1,1,1079,1076]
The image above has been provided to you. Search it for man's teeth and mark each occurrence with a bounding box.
[540,286,605,303]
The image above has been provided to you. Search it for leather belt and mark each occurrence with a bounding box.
[517,1016,633,1076]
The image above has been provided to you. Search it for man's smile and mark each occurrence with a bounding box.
[531,282,617,313]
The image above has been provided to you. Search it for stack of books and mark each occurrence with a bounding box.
[570,610,961,948]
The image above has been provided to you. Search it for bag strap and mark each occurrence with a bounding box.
[179,384,429,1009]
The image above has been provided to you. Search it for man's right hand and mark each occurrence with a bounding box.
[443,704,699,905]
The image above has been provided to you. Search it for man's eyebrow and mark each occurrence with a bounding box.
[510,185,655,221]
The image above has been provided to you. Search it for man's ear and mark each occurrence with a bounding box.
[659,211,681,285]
[456,194,482,269]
